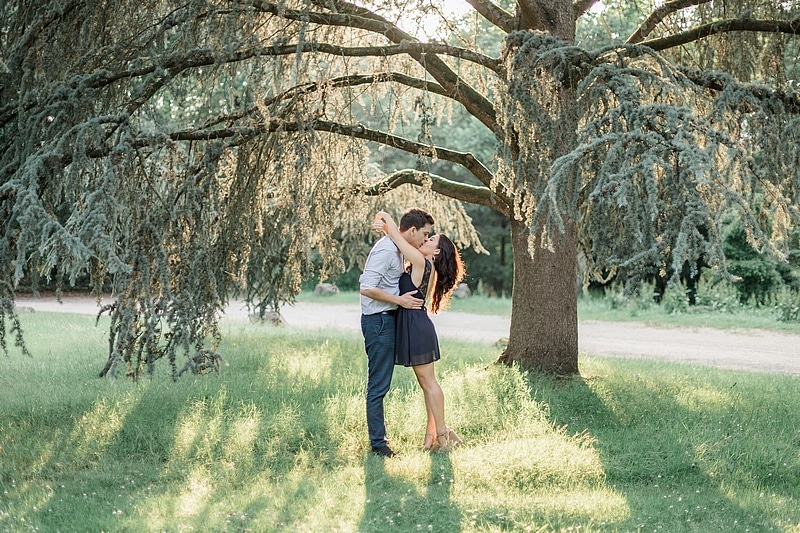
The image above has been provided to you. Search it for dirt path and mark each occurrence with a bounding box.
[13,295,800,375]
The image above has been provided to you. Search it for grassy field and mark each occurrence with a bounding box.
[1,311,800,532]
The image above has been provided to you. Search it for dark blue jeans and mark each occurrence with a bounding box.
[361,312,396,449]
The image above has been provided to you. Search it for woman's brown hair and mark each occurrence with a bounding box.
[429,235,466,314]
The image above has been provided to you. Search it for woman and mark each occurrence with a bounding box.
[372,211,466,452]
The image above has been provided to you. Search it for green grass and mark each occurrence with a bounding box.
[577,296,800,333]
[2,312,800,531]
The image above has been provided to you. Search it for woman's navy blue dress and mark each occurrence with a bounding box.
[395,260,440,367]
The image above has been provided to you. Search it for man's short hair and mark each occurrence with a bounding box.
[399,208,434,232]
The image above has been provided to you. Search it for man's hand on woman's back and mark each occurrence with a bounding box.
[397,291,423,309]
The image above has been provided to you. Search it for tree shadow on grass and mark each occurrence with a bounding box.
[3,379,285,531]
[2,328,374,531]
[359,451,461,533]
[527,358,795,531]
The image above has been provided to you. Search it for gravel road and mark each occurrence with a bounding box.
[13,295,800,375]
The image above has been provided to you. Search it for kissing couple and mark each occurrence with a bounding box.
[359,208,465,458]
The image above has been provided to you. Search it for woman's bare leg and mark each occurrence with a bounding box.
[413,362,448,449]
[422,398,437,449]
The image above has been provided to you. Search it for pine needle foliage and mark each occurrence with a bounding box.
[497,27,799,288]
[0,0,484,378]
[0,0,798,376]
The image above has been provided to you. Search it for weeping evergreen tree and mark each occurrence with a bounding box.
[1,0,798,378]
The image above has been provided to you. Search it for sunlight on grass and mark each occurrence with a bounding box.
[70,395,140,467]
[177,466,213,518]
[532,488,629,521]
[285,348,334,385]
[171,393,224,463]
[674,385,734,411]
[171,389,267,472]
[295,466,367,531]
[324,395,368,462]
[224,408,261,468]
[445,366,550,434]
[457,488,630,529]
[457,437,604,491]
[2,313,800,531]
[451,437,630,529]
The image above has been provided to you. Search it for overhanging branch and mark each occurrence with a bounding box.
[257,0,500,138]
[0,41,498,130]
[142,121,495,188]
[307,120,503,196]
[626,0,713,44]
[41,117,512,210]
[639,17,800,51]
[253,118,512,209]
[6,0,82,75]
[679,68,800,114]
[33,41,496,96]
[364,169,509,215]
[266,41,501,73]
[266,72,450,107]
[464,0,515,33]
[200,72,451,130]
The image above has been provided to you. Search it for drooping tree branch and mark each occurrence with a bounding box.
[35,116,509,208]
[265,41,502,72]
[306,121,502,196]
[639,17,800,51]
[11,2,500,94]
[0,40,500,130]
[625,0,713,44]
[463,0,515,33]
[252,0,501,137]
[597,42,800,114]
[5,0,83,74]
[137,118,513,210]
[364,169,510,215]
[679,68,800,114]
[248,0,406,36]
[266,72,451,108]
[199,72,451,130]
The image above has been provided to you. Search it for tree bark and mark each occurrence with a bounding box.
[499,217,579,374]
[496,0,580,373]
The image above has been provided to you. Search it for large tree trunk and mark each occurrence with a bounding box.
[496,0,580,373]
[498,217,579,374]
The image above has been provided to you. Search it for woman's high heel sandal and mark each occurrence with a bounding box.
[423,433,440,452]
[446,427,463,448]
[436,426,462,452]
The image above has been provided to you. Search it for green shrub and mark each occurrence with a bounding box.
[728,258,783,305]
[693,275,742,313]
[774,287,800,323]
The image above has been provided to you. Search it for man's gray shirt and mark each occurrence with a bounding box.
[359,236,403,315]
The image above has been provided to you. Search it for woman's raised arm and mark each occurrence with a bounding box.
[373,211,425,275]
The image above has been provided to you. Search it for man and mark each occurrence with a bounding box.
[359,208,434,458]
